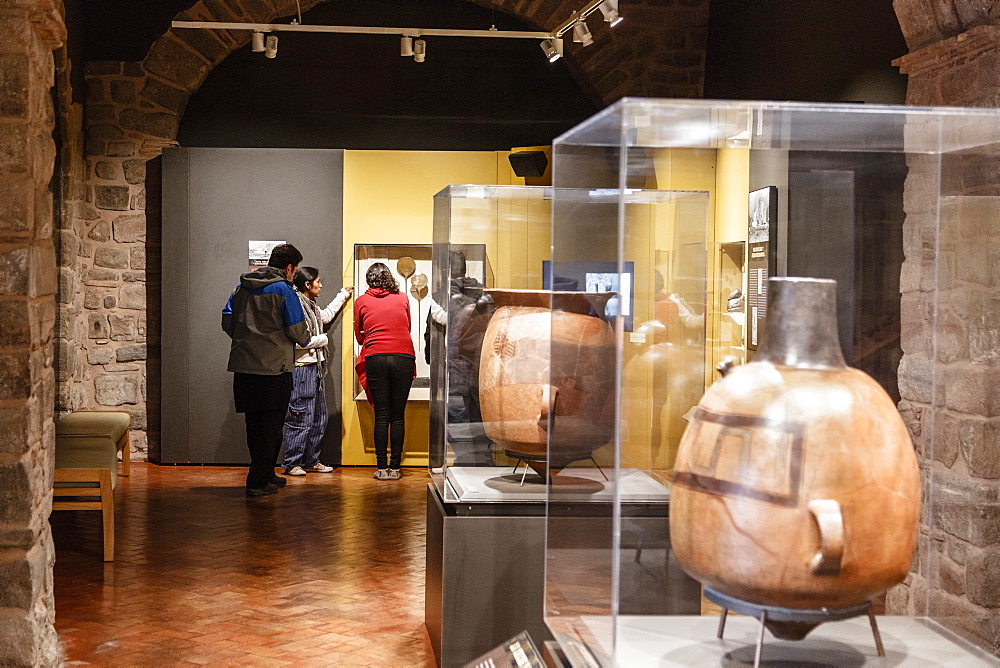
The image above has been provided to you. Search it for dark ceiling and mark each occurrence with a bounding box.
[705,0,908,104]
[69,0,601,150]
[65,0,910,150]
[178,1,600,150]
[81,0,199,62]
[75,1,913,92]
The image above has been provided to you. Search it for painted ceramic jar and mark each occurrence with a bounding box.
[478,289,615,470]
[670,278,920,617]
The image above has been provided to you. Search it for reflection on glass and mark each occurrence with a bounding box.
[435,249,494,466]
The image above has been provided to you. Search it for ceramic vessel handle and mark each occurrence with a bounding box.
[808,499,843,576]
[539,385,558,428]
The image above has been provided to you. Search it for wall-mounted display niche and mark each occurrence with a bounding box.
[353,244,428,399]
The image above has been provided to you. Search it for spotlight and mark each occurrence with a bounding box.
[599,0,623,26]
[572,20,593,47]
[414,39,426,62]
[264,34,278,58]
[540,38,563,63]
[251,31,265,52]
[401,35,414,57]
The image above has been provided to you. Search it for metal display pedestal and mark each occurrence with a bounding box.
[706,587,884,668]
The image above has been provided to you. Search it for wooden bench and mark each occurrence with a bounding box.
[52,441,116,562]
[56,411,131,476]
[52,412,131,562]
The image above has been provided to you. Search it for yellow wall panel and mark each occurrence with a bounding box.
[339,150,512,467]
[716,148,750,243]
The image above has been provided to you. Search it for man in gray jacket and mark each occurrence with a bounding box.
[223,244,311,496]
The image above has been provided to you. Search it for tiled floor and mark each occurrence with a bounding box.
[51,463,435,666]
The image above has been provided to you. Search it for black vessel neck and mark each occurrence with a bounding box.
[754,277,847,369]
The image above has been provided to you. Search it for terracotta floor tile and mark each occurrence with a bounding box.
[52,464,435,666]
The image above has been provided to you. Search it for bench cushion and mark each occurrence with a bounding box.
[56,412,130,444]
[54,436,117,489]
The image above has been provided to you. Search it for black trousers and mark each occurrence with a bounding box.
[365,354,415,469]
[234,372,293,490]
[243,409,286,489]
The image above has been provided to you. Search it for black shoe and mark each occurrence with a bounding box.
[246,485,279,497]
[270,475,287,487]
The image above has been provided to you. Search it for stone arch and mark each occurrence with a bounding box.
[135,0,324,136]
[129,0,709,143]
[68,0,709,461]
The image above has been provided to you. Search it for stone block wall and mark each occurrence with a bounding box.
[0,1,64,664]
[891,3,1000,656]
[890,169,1000,657]
[55,61,168,460]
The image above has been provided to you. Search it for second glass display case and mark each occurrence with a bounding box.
[429,185,711,506]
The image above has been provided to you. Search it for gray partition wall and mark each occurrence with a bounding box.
[161,148,345,464]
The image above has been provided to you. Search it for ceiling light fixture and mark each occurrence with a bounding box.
[598,0,623,27]
[540,38,563,63]
[400,35,413,56]
[413,39,427,63]
[572,20,593,47]
[251,31,265,52]
[264,34,278,58]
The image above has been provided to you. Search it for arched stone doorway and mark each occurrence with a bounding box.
[59,0,711,462]
[4,1,709,661]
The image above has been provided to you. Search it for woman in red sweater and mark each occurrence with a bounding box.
[354,262,415,480]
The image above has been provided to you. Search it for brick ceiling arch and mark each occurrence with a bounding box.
[133,0,709,142]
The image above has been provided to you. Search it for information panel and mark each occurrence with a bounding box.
[465,631,544,668]
[747,186,777,350]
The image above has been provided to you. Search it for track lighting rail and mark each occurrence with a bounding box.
[171,20,551,40]
[171,1,619,63]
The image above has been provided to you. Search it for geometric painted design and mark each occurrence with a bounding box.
[492,323,517,359]
[673,407,805,507]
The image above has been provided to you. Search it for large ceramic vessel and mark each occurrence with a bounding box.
[479,289,615,473]
[670,278,920,619]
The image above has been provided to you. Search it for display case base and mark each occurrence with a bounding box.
[552,615,997,667]
[425,484,694,667]
[425,484,551,668]
[444,466,670,503]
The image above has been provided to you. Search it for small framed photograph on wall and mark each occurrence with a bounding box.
[248,240,285,272]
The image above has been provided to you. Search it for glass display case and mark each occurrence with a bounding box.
[429,185,710,504]
[545,99,1000,666]
[425,184,710,668]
